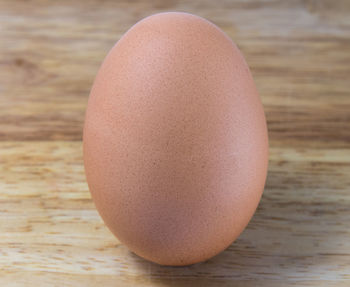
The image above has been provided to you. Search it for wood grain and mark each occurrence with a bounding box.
[0,0,349,286]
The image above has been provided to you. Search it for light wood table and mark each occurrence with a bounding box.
[1,0,349,286]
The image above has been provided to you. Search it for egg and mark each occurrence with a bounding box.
[83,12,268,266]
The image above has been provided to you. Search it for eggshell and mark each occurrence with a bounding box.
[83,12,268,266]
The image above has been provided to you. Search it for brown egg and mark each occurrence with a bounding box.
[83,12,268,266]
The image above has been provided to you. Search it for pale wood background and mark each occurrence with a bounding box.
[0,0,350,286]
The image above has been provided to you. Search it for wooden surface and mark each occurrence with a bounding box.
[1,0,350,286]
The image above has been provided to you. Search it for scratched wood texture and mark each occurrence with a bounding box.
[0,0,349,286]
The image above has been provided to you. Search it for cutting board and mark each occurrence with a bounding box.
[0,0,349,286]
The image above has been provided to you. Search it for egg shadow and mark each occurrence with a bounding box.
[128,159,347,286]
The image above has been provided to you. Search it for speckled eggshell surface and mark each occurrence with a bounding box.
[83,12,268,266]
